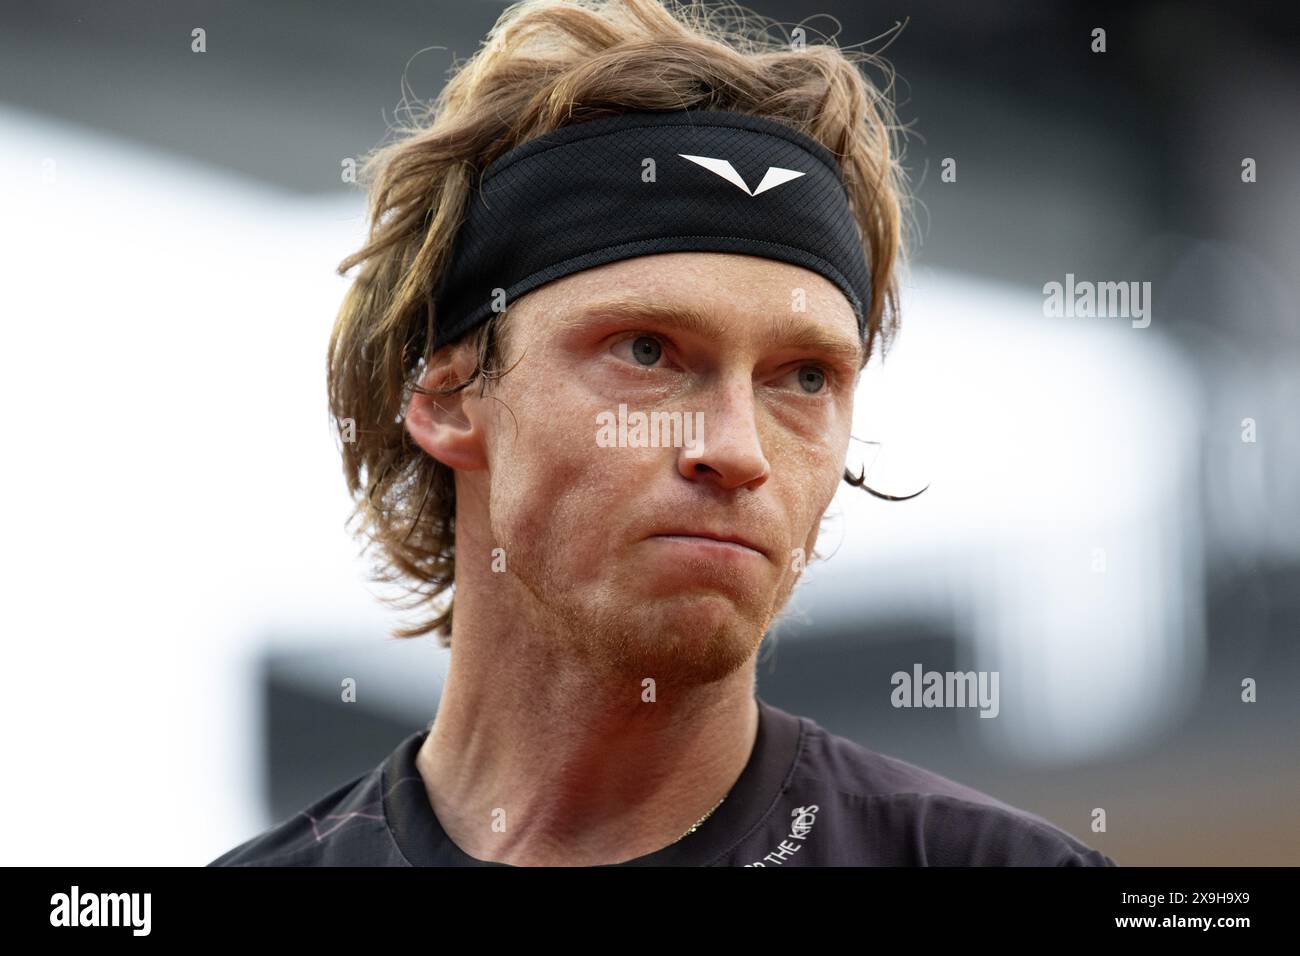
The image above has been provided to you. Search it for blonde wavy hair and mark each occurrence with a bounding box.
[327,0,913,644]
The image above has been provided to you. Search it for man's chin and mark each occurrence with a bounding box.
[600,598,764,688]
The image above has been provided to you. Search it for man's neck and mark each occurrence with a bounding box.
[415,639,760,867]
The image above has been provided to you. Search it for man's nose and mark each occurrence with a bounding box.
[675,374,770,490]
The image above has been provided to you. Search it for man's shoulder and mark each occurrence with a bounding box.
[207,755,406,867]
[781,707,1117,866]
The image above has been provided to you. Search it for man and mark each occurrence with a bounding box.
[211,0,1115,867]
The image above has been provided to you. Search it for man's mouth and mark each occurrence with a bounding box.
[647,528,769,559]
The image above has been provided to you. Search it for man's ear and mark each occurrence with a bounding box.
[404,345,489,472]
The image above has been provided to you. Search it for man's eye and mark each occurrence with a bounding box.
[614,334,665,367]
[789,365,829,394]
[611,337,831,394]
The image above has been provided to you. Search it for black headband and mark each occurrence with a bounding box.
[430,108,871,350]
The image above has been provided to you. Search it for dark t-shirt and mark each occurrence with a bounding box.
[209,695,1116,867]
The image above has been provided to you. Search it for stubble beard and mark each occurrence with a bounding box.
[513,548,773,690]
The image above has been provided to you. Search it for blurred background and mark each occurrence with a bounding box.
[1,0,1296,866]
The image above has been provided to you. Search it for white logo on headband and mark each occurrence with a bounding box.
[677,154,805,196]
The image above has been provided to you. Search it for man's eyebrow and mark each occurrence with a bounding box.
[559,298,866,369]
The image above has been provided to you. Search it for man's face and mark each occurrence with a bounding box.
[442,252,862,688]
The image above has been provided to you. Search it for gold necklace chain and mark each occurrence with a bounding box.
[675,793,727,843]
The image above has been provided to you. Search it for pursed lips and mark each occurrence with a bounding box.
[648,529,769,558]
